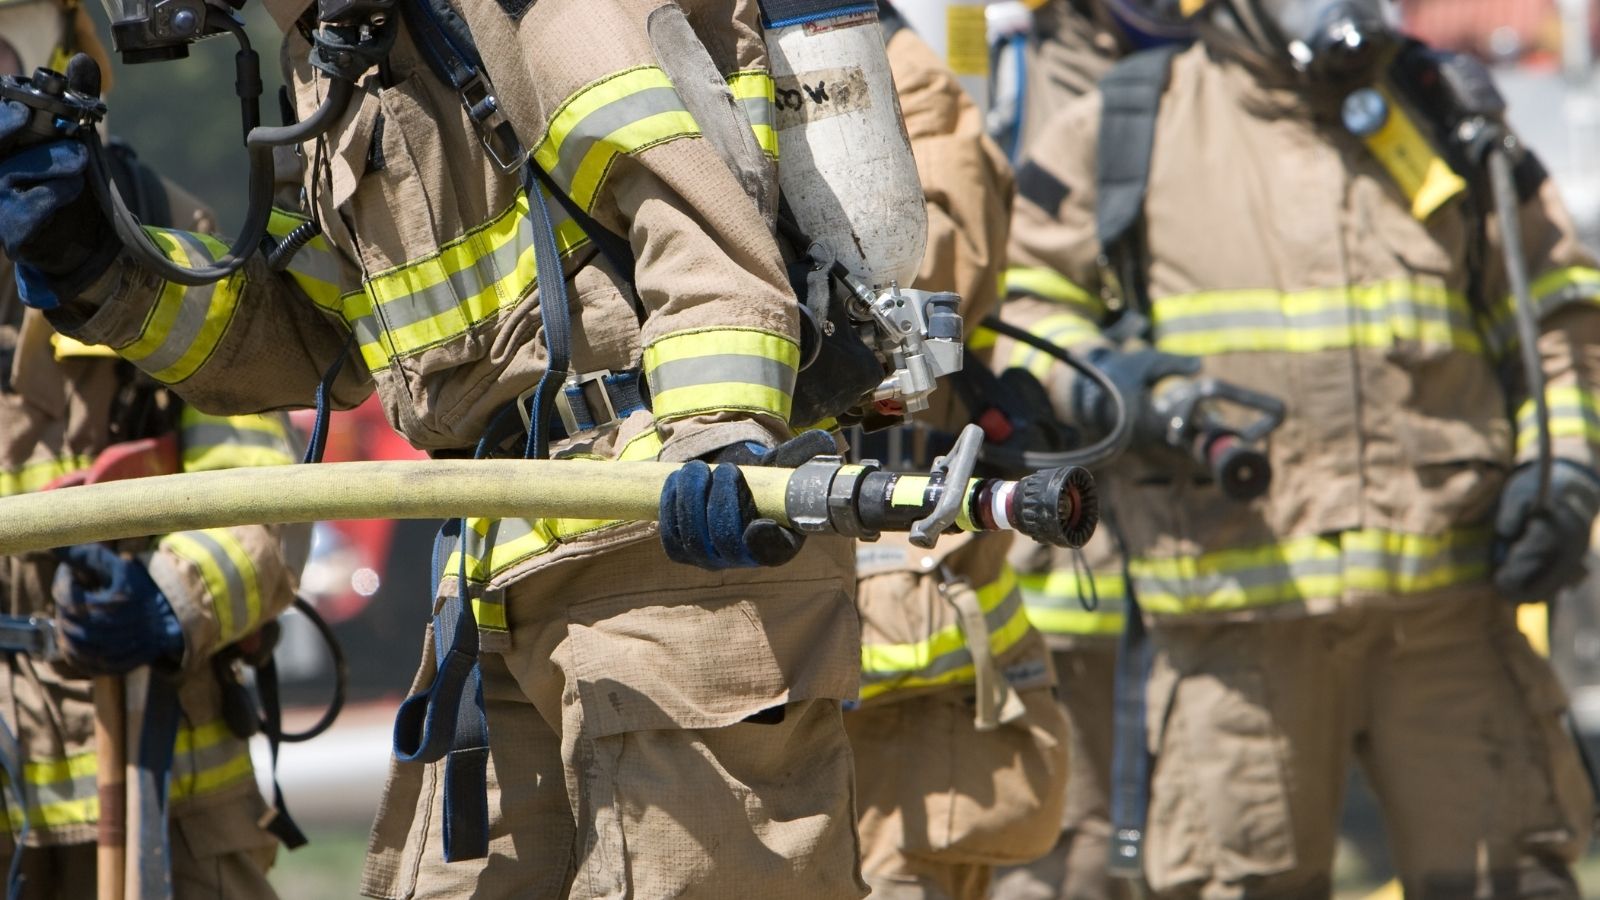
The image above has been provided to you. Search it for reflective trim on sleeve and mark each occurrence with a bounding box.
[1131,527,1491,616]
[534,66,702,212]
[340,189,590,371]
[857,567,1031,701]
[1151,280,1482,357]
[268,209,346,311]
[1008,312,1102,379]
[1004,266,1104,317]
[727,70,779,159]
[179,408,295,472]
[1516,386,1600,458]
[644,328,799,422]
[0,453,95,497]
[120,229,245,385]
[1019,569,1127,637]
[162,529,263,645]
[1488,266,1600,356]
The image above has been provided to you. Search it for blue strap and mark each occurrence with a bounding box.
[756,0,877,28]
[0,698,31,899]
[1107,580,1151,879]
[132,675,181,896]
[391,519,491,862]
[521,164,572,462]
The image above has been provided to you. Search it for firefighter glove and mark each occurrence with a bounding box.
[53,543,185,675]
[1071,346,1202,439]
[658,430,836,570]
[0,55,115,309]
[1492,460,1600,604]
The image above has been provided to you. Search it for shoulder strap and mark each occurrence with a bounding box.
[1095,44,1178,255]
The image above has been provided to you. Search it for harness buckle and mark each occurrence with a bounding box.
[458,72,525,174]
[517,369,622,437]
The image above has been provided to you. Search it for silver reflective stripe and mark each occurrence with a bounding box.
[859,587,1025,685]
[371,224,533,334]
[136,231,221,375]
[181,423,285,453]
[1156,299,1473,339]
[548,86,686,191]
[739,95,772,130]
[1133,556,1344,600]
[10,769,95,811]
[648,354,797,396]
[183,530,251,635]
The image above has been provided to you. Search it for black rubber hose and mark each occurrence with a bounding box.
[978,315,1133,471]
[1489,143,1552,510]
[273,596,348,744]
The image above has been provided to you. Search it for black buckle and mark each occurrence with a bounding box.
[459,72,524,173]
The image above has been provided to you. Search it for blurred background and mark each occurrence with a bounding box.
[72,0,1600,895]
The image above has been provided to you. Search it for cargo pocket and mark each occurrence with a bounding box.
[1144,656,1296,892]
[563,576,863,898]
[1496,625,1593,861]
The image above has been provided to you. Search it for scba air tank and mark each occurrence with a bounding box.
[760,2,928,290]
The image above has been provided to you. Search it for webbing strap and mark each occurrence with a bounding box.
[1106,518,1151,879]
[391,519,490,862]
[133,673,181,897]
[521,164,573,462]
[1095,45,1179,255]
[254,658,308,849]
[758,0,877,28]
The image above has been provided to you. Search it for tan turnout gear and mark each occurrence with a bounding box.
[46,0,870,895]
[0,233,298,897]
[1004,40,1600,897]
[842,17,1067,900]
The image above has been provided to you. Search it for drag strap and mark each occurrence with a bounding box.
[390,520,490,862]
[253,657,308,849]
[520,163,573,461]
[945,577,1025,732]
[1107,582,1152,878]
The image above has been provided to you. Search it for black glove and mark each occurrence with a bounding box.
[53,543,186,675]
[658,430,836,570]
[0,55,116,308]
[1492,460,1600,604]
[1071,346,1202,440]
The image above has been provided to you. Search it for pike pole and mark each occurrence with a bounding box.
[0,426,1098,557]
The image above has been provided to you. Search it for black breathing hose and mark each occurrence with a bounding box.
[978,316,1133,471]
[87,21,357,287]
[1488,143,1553,510]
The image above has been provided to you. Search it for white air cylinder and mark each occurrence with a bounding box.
[764,9,928,290]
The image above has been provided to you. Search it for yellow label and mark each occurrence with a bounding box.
[1179,0,1209,14]
[1362,87,1467,221]
[50,334,119,360]
[1517,603,1550,658]
[891,476,929,508]
[946,6,990,77]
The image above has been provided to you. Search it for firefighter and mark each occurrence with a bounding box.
[1001,0,1599,895]
[840,5,1070,899]
[0,0,902,895]
[0,3,304,896]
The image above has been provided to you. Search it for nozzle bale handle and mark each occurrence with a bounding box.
[0,457,1097,556]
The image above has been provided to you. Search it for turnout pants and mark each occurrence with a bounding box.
[360,531,867,900]
[991,641,1131,900]
[1141,591,1592,900]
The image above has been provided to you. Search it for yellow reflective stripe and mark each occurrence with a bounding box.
[1132,527,1490,616]
[1009,312,1101,379]
[1005,266,1103,316]
[969,326,998,350]
[450,429,667,592]
[727,70,779,159]
[1152,279,1481,357]
[0,454,95,497]
[180,409,294,472]
[860,568,1020,674]
[170,720,254,801]
[1027,606,1125,636]
[534,66,701,212]
[1488,266,1600,354]
[162,529,263,644]
[343,190,590,371]
[1020,570,1126,636]
[858,577,1033,701]
[644,328,799,422]
[268,209,344,309]
[1516,386,1600,456]
[121,229,244,384]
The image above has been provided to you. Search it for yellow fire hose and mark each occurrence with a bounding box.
[0,427,1097,556]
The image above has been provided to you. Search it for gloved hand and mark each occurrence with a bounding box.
[1492,461,1600,604]
[0,55,115,309]
[1071,346,1202,440]
[52,543,185,675]
[659,430,837,570]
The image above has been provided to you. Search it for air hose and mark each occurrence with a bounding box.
[978,315,1134,471]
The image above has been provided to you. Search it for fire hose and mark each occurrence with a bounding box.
[0,425,1097,557]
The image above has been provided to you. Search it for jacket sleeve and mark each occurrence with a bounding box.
[884,27,1016,433]
[1483,171,1600,470]
[148,407,309,667]
[44,206,374,416]
[992,94,1112,422]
